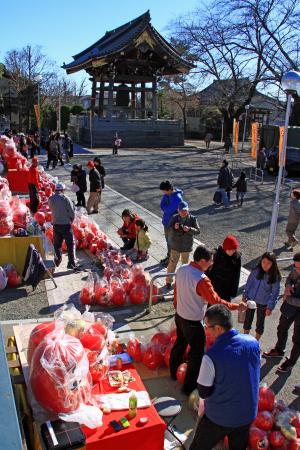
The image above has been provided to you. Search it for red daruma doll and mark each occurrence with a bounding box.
[30,331,92,413]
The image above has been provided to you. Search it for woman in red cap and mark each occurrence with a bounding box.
[86,160,101,214]
[207,235,241,301]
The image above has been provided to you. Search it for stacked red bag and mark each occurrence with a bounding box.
[249,385,300,449]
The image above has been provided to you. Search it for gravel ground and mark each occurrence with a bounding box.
[0,281,51,321]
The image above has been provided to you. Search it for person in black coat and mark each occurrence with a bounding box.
[93,157,106,189]
[207,235,241,301]
[86,160,101,214]
[233,171,247,207]
[217,160,234,207]
[71,164,87,207]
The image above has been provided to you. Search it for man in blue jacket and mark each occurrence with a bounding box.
[190,304,260,450]
[159,180,183,265]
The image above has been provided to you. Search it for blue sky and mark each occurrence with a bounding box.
[1,0,199,86]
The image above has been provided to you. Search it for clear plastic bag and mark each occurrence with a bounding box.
[0,266,8,290]
[11,196,29,229]
[79,272,95,305]
[30,329,92,414]
[4,263,21,287]
[59,403,103,429]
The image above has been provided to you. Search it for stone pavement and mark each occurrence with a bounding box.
[44,166,250,316]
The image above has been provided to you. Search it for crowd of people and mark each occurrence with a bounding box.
[14,124,298,449]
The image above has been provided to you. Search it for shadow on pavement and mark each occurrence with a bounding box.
[269,372,292,395]
[260,359,281,380]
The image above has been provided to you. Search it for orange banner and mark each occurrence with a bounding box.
[34,104,41,128]
[233,119,239,154]
[278,126,286,165]
[251,122,258,159]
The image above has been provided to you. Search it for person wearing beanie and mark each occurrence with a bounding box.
[243,252,281,341]
[217,159,234,208]
[86,160,101,214]
[207,235,241,301]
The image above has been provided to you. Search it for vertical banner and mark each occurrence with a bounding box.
[233,119,239,153]
[251,122,258,159]
[278,126,286,165]
[34,104,41,128]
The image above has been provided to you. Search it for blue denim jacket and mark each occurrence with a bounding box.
[243,268,280,310]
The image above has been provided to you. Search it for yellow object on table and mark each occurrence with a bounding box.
[0,235,44,274]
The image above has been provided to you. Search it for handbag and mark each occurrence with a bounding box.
[71,183,80,193]
[213,190,222,204]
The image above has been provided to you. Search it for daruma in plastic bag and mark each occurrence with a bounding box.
[30,332,92,413]
[87,348,110,383]
[80,323,106,352]
[142,345,164,370]
[126,336,144,362]
[27,321,56,364]
[79,273,95,305]
[4,264,22,287]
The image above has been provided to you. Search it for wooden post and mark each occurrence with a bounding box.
[131,83,136,119]
[152,78,158,120]
[141,82,146,119]
[107,76,114,120]
[98,80,104,118]
[91,78,96,117]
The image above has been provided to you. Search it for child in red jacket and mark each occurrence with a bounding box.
[117,209,140,250]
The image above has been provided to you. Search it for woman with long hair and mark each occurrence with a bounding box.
[243,252,281,340]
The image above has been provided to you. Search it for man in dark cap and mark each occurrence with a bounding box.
[165,200,200,289]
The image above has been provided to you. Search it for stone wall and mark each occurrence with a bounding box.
[68,116,184,147]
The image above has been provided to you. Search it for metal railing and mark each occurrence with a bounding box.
[148,272,176,313]
[249,167,264,183]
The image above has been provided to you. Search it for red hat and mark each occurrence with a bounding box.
[87,160,95,168]
[222,235,239,251]
[32,157,39,162]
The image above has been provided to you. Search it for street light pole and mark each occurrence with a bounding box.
[241,104,250,152]
[221,118,224,143]
[34,75,42,144]
[267,70,300,251]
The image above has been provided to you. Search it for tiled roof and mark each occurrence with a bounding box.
[63,11,193,72]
